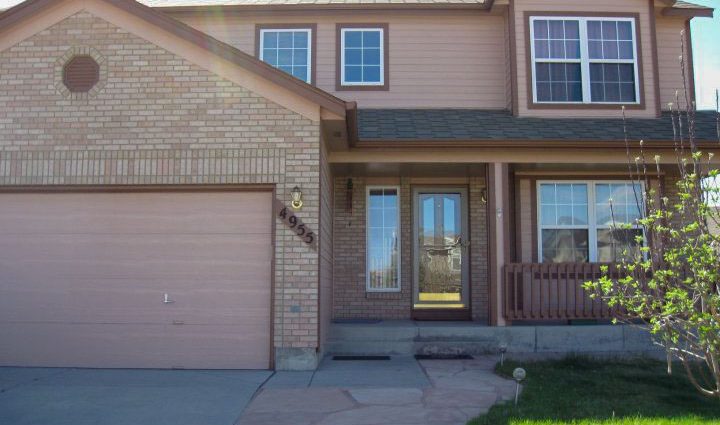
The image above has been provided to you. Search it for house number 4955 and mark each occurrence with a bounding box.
[274,199,317,250]
[278,207,315,244]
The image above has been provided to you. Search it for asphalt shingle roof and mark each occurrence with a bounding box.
[673,0,713,11]
[142,0,487,5]
[357,109,720,142]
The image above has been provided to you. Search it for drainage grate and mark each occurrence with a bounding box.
[414,354,474,360]
[332,355,391,361]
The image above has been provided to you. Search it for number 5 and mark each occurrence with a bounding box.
[304,232,314,244]
[296,224,306,236]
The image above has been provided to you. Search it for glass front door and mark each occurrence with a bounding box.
[413,188,468,310]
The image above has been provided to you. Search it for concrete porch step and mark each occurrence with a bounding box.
[326,320,663,357]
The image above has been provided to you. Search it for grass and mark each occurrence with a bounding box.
[468,357,720,425]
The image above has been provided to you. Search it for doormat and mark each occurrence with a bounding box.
[414,354,474,360]
[332,355,391,361]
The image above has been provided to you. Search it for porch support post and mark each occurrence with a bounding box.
[488,162,510,326]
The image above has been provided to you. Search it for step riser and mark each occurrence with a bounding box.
[327,324,662,357]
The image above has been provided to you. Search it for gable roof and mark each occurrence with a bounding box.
[0,0,494,11]
[357,109,720,146]
[663,0,714,18]
[0,0,353,118]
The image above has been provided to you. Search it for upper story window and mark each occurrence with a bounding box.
[259,28,312,84]
[538,181,644,263]
[339,26,387,89]
[530,17,640,105]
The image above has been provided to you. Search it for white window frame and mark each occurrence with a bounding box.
[529,16,641,105]
[259,28,313,84]
[536,180,645,263]
[366,185,401,292]
[340,27,385,87]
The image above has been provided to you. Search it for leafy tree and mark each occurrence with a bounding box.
[584,31,720,398]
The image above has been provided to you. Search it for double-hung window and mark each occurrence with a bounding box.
[340,27,385,87]
[259,28,312,83]
[366,186,400,292]
[530,16,640,104]
[538,181,644,263]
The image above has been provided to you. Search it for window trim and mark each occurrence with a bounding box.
[524,12,645,110]
[336,23,390,91]
[255,24,316,85]
[366,185,401,293]
[536,180,645,263]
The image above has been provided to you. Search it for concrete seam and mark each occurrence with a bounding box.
[233,372,276,425]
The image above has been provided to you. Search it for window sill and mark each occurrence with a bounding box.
[336,84,389,91]
[527,102,644,110]
[366,291,403,299]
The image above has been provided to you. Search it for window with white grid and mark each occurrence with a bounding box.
[530,16,640,105]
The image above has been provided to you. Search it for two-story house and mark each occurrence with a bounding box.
[0,0,716,371]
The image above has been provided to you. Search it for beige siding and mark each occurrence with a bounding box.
[513,0,657,118]
[171,10,509,109]
[656,14,692,110]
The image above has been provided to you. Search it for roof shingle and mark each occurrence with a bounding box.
[357,109,720,142]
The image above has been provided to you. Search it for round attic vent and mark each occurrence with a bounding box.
[63,55,100,93]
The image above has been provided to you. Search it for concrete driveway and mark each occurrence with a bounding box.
[0,367,271,425]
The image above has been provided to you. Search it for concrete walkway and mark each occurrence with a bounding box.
[239,355,517,425]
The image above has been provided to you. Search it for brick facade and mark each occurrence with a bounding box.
[332,176,489,321]
[0,12,322,365]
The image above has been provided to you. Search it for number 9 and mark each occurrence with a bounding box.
[289,215,297,228]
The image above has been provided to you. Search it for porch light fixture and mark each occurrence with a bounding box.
[513,367,526,406]
[498,342,508,366]
[480,188,487,205]
[290,186,303,210]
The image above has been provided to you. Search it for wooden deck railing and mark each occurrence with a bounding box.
[503,263,617,321]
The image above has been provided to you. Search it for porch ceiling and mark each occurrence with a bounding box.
[330,162,486,177]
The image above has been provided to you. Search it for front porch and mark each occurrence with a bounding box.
[328,160,664,326]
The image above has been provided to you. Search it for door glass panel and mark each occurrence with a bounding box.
[416,192,464,308]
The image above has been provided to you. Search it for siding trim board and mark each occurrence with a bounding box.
[522,11,647,111]
[509,0,519,116]
[649,0,662,117]
[685,19,696,105]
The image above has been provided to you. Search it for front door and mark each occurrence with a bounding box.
[413,188,469,319]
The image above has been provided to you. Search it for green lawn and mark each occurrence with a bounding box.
[468,357,720,425]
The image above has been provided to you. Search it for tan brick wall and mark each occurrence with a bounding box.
[0,12,322,352]
[318,141,333,353]
[332,177,489,321]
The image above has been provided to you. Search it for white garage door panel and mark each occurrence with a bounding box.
[0,191,272,369]
[0,192,271,235]
[0,323,269,370]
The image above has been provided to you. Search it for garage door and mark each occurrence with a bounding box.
[0,190,272,370]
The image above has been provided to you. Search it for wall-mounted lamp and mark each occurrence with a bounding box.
[290,186,303,210]
[480,188,488,205]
